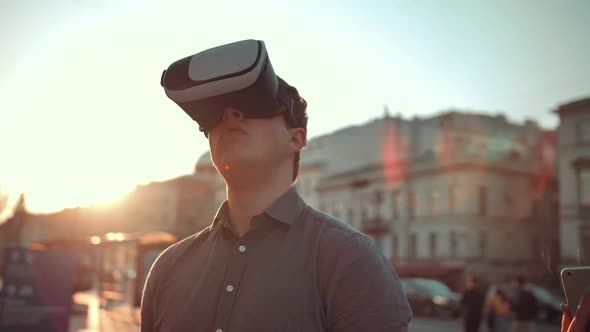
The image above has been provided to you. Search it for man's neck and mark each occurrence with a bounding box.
[225,169,293,238]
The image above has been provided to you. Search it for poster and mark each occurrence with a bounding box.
[0,248,76,332]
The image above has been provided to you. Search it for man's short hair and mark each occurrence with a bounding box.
[278,79,308,182]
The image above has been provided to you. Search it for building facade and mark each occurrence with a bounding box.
[556,97,590,266]
[297,111,558,288]
[1,108,560,293]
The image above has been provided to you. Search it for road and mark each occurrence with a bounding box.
[410,317,559,332]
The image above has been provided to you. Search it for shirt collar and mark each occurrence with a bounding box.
[212,186,306,227]
[265,186,306,225]
[212,200,230,228]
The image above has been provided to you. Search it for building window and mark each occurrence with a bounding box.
[577,119,590,143]
[305,178,313,196]
[408,192,416,220]
[450,232,458,258]
[391,191,399,220]
[409,234,417,258]
[532,237,540,261]
[580,170,590,205]
[347,208,355,225]
[478,186,487,216]
[374,190,383,204]
[392,233,398,259]
[479,232,487,258]
[450,186,459,215]
[430,191,440,216]
[298,178,306,195]
[429,233,437,259]
[374,236,385,254]
[504,191,514,211]
[374,190,383,219]
[361,205,368,223]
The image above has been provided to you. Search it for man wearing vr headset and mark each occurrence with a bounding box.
[141,40,412,332]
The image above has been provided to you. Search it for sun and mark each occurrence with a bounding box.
[13,168,136,213]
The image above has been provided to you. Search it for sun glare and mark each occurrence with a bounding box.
[17,175,134,213]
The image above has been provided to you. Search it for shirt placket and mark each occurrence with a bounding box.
[213,223,249,332]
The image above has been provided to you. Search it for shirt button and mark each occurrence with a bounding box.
[239,245,246,253]
[226,285,234,293]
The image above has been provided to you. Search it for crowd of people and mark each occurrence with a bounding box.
[460,275,589,332]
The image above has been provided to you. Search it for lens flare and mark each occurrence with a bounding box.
[382,120,405,186]
[532,131,555,199]
[436,125,453,169]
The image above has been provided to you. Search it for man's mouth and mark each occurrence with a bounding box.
[223,126,247,136]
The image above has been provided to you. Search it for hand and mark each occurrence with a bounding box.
[563,295,590,332]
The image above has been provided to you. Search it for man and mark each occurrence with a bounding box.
[512,275,538,332]
[460,275,485,332]
[140,40,412,331]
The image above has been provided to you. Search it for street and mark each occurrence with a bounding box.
[410,317,559,332]
[69,291,562,332]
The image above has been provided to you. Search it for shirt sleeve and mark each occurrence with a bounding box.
[323,233,412,332]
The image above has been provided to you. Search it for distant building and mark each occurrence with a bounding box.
[0,173,218,250]
[0,173,220,306]
[1,108,554,291]
[297,111,558,288]
[556,97,590,267]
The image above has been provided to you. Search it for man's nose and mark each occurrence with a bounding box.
[222,108,244,122]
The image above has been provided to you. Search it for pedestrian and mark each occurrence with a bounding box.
[140,39,413,332]
[488,288,512,332]
[511,276,538,332]
[485,301,496,332]
[461,275,486,332]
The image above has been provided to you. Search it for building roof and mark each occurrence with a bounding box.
[555,96,590,116]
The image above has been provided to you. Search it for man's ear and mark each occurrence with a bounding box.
[289,128,307,153]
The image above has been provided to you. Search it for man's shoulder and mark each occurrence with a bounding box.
[304,206,365,240]
[150,226,214,275]
[302,206,377,255]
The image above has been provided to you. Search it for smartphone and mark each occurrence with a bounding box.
[561,266,590,317]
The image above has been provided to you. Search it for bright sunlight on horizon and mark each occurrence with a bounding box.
[1,0,589,218]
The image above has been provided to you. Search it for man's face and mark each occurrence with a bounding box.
[207,108,305,178]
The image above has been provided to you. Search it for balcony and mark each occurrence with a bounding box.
[361,217,390,235]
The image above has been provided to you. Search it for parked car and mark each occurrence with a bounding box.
[527,284,562,323]
[401,278,461,318]
[485,283,561,324]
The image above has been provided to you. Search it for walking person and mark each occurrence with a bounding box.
[461,275,486,332]
[488,288,512,332]
[511,276,538,332]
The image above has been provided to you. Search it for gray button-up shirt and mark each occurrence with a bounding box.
[141,187,412,332]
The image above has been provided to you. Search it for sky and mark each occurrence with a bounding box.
[0,0,589,218]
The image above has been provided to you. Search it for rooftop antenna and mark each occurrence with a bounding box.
[383,103,391,118]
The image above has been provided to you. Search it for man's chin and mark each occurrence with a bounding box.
[217,159,270,181]
[216,158,251,174]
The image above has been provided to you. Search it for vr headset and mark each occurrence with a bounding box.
[161,39,301,136]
